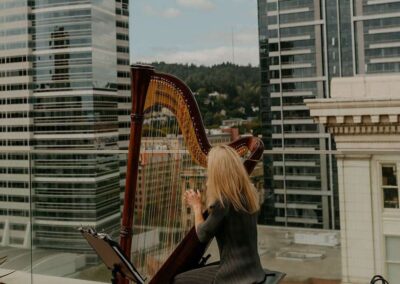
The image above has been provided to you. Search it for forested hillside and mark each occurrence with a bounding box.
[150,62,261,132]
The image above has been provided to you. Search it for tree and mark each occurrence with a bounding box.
[151,62,261,129]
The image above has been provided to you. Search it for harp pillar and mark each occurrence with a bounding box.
[119,65,155,279]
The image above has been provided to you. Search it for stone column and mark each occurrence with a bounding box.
[337,155,375,283]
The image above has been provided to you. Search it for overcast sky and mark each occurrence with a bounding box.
[129,0,259,66]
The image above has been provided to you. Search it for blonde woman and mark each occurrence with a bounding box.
[173,145,267,284]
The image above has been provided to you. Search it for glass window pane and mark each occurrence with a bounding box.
[382,165,397,186]
[387,263,400,283]
[386,236,400,262]
[383,188,399,208]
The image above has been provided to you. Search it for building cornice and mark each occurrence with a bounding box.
[305,98,400,135]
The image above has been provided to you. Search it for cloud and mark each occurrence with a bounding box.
[163,8,181,18]
[235,29,258,45]
[143,4,181,19]
[176,0,215,11]
[134,46,259,66]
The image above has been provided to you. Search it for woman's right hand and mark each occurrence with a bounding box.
[184,189,202,212]
[185,189,205,231]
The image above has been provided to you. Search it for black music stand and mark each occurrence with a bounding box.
[79,227,145,284]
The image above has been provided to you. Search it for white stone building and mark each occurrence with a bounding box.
[306,75,400,283]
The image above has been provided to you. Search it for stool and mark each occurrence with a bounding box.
[261,268,286,284]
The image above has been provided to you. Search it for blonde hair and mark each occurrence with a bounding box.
[206,145,260,214]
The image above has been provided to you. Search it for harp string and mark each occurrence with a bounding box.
[154,79,166,274]
[172,85,182,264]
[177,85,186,244]
[166,84,176,264]
[169,85,183,270]
[162,80,172,267]
[165,84,174,268]
[147,94,154,271]
[151,79,162,275]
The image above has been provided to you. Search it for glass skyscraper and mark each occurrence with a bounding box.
[0,0,130,251]
[257,0,400,229]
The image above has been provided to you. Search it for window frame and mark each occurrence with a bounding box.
[380,162,400,211]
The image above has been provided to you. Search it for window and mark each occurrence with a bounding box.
[385,236,400,282]
[381,164,399,209]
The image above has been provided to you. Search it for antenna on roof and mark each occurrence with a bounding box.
[231,26,235,65]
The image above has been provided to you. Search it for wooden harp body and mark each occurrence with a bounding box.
[120,65,264,283]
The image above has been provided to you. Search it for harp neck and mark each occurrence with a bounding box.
[148,71,212,166]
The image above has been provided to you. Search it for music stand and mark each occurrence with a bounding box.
[80,227,145,284]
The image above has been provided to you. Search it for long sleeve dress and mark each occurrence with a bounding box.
[173,201,266,284]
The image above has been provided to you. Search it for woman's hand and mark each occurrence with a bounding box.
[184,189,205,230]
[184,189,202,212]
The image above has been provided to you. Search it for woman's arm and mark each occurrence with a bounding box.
[184,189,228,243]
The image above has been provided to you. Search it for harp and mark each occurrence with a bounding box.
[120,65,264,284]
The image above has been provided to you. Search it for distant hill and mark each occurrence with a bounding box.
[150,62,261,132]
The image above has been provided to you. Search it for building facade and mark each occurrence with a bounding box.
[306,75,400,284]
[0,0,130,251]
[257,0,400,229]
[0,0,32,248]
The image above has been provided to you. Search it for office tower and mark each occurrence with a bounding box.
[0,0,130,251]
[115,0,131,203]
[257,0,337,230]
[258,0,340,229]
[0,0,32,247]
[257,0,400,229]
[352,1,400,74]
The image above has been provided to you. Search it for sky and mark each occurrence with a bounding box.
[129,0,259,66]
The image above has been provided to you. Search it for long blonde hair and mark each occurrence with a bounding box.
[206,145,260,213]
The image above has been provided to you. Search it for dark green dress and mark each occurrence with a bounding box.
[173,201,266,284]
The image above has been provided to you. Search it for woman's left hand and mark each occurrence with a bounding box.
[184,189,202,212]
